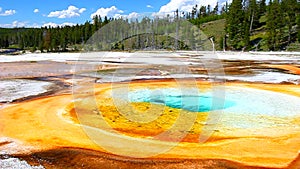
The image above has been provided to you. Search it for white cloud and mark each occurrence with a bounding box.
[12,21,26,27]
[90,6,124,19]
[0,23,12,28]
[34,9,39,13]
[111,12,140,20]
[48,5,86,18]
[0,20,41,28]
[29,23,41,28]
[0,7,16,16]
[91,6,139,20]
[127,12,139,19]
[79,8,86,13]
[158,0,218,14]
[42,22,76,28]
[0,21,27,28]
[147,5,153,8]
[0,23,11,28]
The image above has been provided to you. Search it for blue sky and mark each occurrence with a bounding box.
[0,0,228,28]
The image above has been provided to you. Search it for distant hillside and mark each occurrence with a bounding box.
[225,0,300,51]
[200,14,299,52]
[200,19,226,51]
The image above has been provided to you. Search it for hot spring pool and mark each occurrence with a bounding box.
[127,88,235,112]
[112,86,300,118]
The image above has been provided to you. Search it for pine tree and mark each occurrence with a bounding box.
[298,15,300,42]
[84,21,92,42]
[282,0,298,44]
[191,5,197,19]
[248,0,259,31]
[104,16,109,25]
[18,36,24,49]
[266,0,276,50]
[258,0,267,17]
[266,0,285,50]
[199,6,207,17]
[38,38,44,53]
[243,11,250,50]
[226,0,247,50]
[221,2,229,14]
[297,1,300,43]
[92,15,100,33]
[43,30,51,51]
[213,3,219,15]
[207,5,211,15]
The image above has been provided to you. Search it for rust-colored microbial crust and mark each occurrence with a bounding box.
[262,64,300,75]
[0,80,300,168]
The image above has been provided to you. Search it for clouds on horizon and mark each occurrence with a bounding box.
[90,6,124,19]
[48,5,86,18]
[0,21,41,28]
[0,0,230,28]
[0,21,77,28]
[91,6,143,20]
[158,0,218,14]
[90,0,222,19]
[42,22,76,28]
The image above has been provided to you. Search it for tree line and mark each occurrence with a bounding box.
[0,3,225,52]
[0,16,111,52]
[0,0,300,52]
[226,0,300,51]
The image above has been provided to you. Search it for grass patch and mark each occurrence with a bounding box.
[200,19,226,50]
[287,42,300,51]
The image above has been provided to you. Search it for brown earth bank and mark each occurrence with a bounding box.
[11,147,300,169]
[0,80,300,168]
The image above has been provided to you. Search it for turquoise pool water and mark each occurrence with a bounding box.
[128,88,235,112]
[111,86,300,117]
[110,86,300,129]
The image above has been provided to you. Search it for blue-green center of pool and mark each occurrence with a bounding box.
[128,88,235,112]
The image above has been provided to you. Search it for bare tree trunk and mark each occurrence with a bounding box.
[175,10,179,50]
[288,25,292,44]
[223,35,226,52]
[249,12,254,34]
